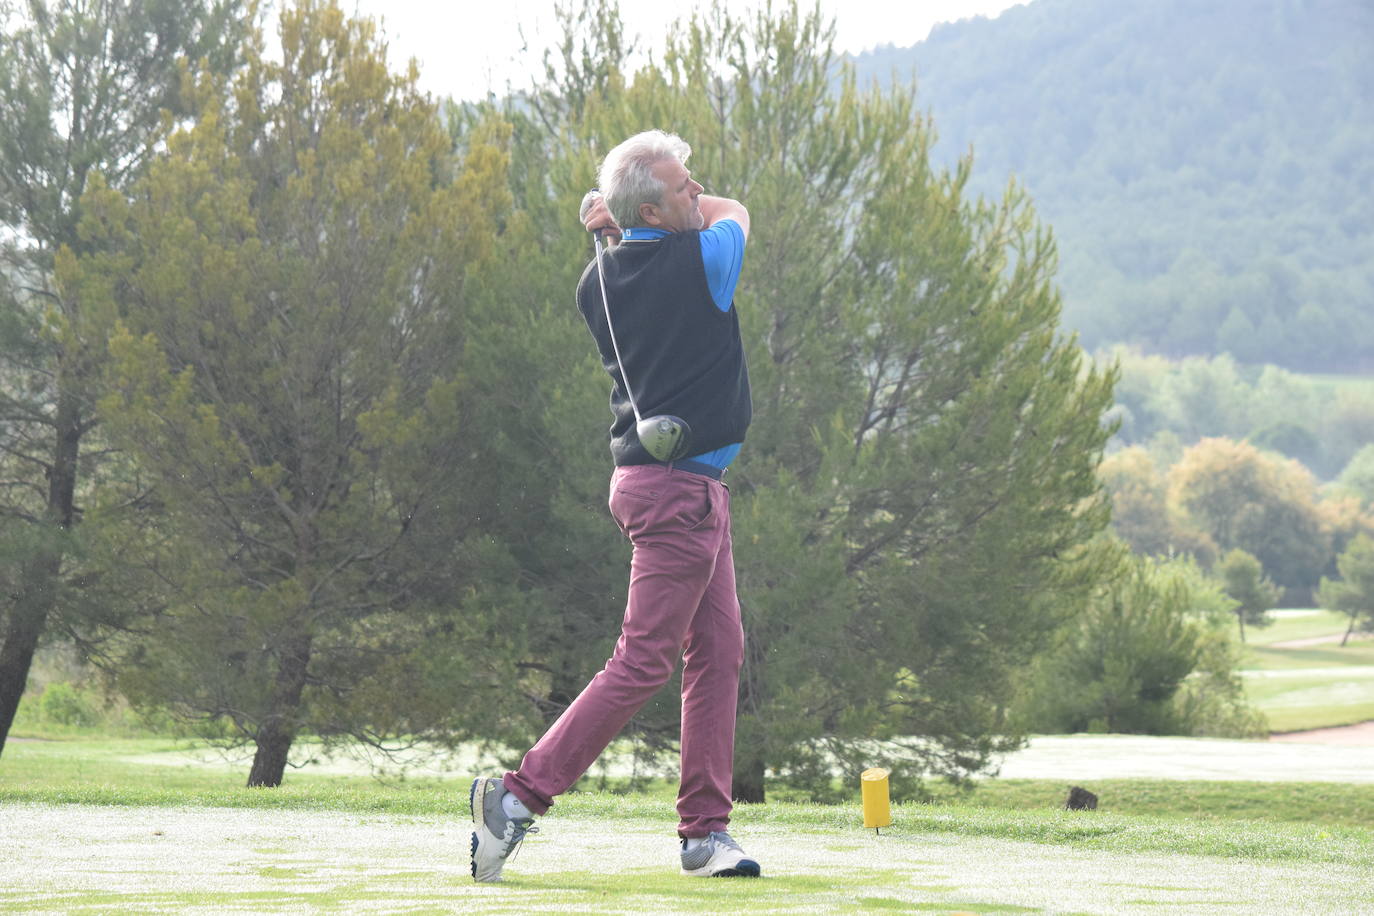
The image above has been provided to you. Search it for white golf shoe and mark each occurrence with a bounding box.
[469,777,538,882]
[679,831,761,877]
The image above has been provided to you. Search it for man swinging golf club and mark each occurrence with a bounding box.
[470,129,758,882]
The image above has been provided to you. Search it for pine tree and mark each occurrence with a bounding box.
[499,0,1118,801]
[77,0,517,785]
[1318,534,1374,647]
[0,0,247,755]
[1218,548,1280,642]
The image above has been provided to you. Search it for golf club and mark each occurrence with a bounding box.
[581,189,693,462]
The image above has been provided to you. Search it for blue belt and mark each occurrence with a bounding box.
[666,458,725,481]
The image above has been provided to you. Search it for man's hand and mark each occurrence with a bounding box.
[580,190,622,243]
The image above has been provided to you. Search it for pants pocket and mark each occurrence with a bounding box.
[680,482,716,531]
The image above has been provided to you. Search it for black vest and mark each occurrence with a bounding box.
[576,230,752,465]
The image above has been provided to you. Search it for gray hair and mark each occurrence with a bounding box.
[598,130,692,228]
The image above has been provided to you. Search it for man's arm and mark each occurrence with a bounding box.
[698,195,749,239]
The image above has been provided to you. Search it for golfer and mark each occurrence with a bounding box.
[470,129,757,882]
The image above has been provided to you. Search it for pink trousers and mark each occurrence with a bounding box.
[504,463,744,837]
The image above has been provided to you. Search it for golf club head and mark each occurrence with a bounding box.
[637,415,693,462]
[579,188,601,223]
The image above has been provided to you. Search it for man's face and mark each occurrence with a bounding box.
[641,157,704,232]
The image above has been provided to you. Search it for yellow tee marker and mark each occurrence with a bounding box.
[861,767,892,834]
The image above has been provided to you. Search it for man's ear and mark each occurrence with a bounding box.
[639,201,663,227]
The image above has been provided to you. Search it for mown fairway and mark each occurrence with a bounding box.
[1240,609,1374,731]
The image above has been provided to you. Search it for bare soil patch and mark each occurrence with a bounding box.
[1269,719,1374,746]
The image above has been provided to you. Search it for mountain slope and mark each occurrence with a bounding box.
[852,0,1374,370]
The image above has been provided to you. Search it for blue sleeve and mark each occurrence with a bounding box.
[699,219,746,312]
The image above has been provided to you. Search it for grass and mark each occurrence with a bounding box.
[5,738,1374,830]
[1243,673,1374,731]
[927,778,1374,828]
[1244,642,1374,670]
[1234,608,1374,731]
[4,713,1373,912]
[0,738,468,815]
[1242,608,1354,647]
[6,608,1371,911]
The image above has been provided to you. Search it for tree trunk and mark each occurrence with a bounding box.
[0,390,81,756]
[1236,611,1246,644]
[732,752,766,804]
[0,550,62,755]
[246,633,313,787]
[1341,612,1357,647]
[731,635,768,803]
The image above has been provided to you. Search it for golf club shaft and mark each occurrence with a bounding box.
[592,230,644,424]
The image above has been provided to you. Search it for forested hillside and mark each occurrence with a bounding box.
[853,0,1373,371]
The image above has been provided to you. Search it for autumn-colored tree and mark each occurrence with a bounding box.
[1315,494,1374,578]
[1167,437,1328,600]
[1100,446,1215,562]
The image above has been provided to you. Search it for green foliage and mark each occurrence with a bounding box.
[1019,548,1263,738]
[1318,534,1374,644]
[1103,434,1345,597]
[34,681,100,727]
[0,0,248,258]
[1097,353,1374,598]
[0,0,249,754]
[74,0,526,784]
[1217,548,1281,641]
[1107,349,1374,480]
[494,0,1118,802]
[1337,444,1374,505]
[1248,422,1322,473]
[853,0,1374,371]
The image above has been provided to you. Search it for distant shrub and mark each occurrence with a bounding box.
[1017,550,1263,738]
[37,682,101,727]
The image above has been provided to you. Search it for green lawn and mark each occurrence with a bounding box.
[1236,609,1374,731]
[5,737,1374,828]
[1245,642,1374,670]
[1243,608,1356,648]
[1242,668,1374,731]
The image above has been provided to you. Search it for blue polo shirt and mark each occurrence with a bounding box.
[620,220,746,470]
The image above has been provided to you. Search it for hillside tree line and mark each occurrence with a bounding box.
[855,0,1374,371]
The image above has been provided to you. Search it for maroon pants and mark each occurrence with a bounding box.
[504,463,744,837]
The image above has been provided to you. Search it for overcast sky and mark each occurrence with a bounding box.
[340,0,1024,101]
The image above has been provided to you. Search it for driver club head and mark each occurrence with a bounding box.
[637,415,693,462]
